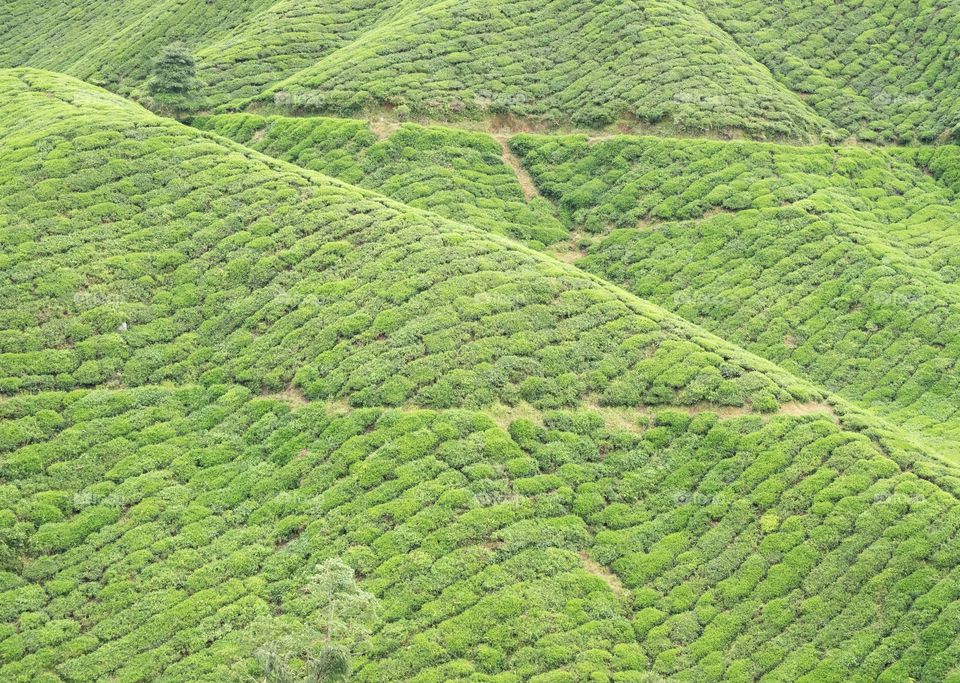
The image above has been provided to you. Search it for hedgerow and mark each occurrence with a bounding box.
[512,132,960,458]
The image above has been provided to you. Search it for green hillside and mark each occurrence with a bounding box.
[510,133,960,458]
[181,113,960,458]
[0,0,836,140]
[4,69,960,682]
[6,1,959,141]
[248,0,836,138]
[0,0,273,92]
[691,0,960,142]
[191,113,566,246]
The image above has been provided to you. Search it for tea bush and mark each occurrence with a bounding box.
[4,0,958,142]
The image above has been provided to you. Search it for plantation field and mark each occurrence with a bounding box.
[5,0,960,669]
[690,0,960,143]
[192,113,566,246]
[7,0,958,141]
[0,0,274,93]
[181,113,960,459]
[4,68,960,681]
[510,133,960,459]
[5,384,960,682]
[3,70,835,418]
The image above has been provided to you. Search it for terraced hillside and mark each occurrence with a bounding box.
[0,71,816,412]
[5,70,960,682]
[691,0,960,142]
[510,133,960,459]
[186,112,960,459]
[0,0,274,92]
[5,1,960,142]
[0,0,833,140]
[192,113,566,246]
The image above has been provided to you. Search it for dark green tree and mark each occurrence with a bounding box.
[147,43,199,116]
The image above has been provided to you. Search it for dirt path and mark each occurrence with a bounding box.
[579,552,627,596]
[494,134,541,202]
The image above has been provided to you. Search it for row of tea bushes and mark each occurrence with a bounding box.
[1,385,959,680]
[192,113,567,247]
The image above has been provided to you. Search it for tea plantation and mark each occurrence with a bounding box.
[3,2,960,678]
[511,132,960,459]
[6,1,959,141]
[690,0,960,142]
[191,114,566,247]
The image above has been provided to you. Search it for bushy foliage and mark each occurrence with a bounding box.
[690,0,960,142]
[0,385,958,681]
[2,67,960,683]
[0,70,813,416]
[251,0,835,139]
[1,0,837,139]
[512,132,960,458]
[147,44,200,116]
[3,0,959,142]
[193,114,566,246]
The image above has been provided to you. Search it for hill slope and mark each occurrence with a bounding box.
[691,0,960,142]
[191,113,566,247]
[0,69,816,413]
[3,69,960,683]
[182,112,960,460]
[511,132,960,460]
[0,0,836,140]
[4,1,960,141]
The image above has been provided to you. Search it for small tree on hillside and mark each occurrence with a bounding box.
[256,558,380,683]
[147,43,199,116]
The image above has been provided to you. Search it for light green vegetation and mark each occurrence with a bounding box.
[4,382,960,682]
[1,19,960,681]
[248,0,837,139]
[690,0,960,142]
[0,70,825,417]
[0,0,274,94]
[511,132,960,458]
[0,0,836,140]
[3,1,959,141]
[192,113,566,246]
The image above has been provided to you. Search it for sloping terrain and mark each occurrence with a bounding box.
[0,70,820,414]
[4,69,960,682]
[511,133,960,458]
[192,113,566,246]
[691,0,960,142]
[3,385,960,683]
[0,0,274,92]
[183,112,960,459]
[5,0,959,141]
[0,0,835,140]
[249,0,836,138]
